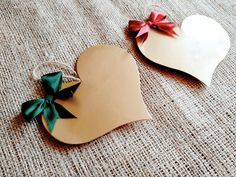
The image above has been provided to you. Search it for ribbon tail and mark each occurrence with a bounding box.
[136,33,148,45]
[54,102,77,118]
[136,25,150,38]
[21,99,45,121]
[55,82,80,100]
[43,104,59,133]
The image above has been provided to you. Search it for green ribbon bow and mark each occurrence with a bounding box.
[21,71,80,132]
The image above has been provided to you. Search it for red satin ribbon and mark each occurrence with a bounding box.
[129,11,177,42]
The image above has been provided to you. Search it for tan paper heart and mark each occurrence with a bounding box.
[137,15,230,86]
[42,45,151,144]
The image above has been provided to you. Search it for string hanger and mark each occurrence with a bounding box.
[32,60,81,82]
[142,4,175,21]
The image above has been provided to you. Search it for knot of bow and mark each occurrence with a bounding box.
[21,71,80,132]
[128,11,177,42]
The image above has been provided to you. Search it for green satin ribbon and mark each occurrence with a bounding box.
[21,71,80,132]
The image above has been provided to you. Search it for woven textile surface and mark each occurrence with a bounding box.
[1,0,236,176]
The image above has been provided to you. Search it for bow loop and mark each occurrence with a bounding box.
[41,71,62,95]
[128,20,146,31]
[21,98,45,122]
[149,11,166,23]
[157,22,177,36]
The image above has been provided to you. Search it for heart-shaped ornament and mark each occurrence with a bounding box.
[137,15,230,86]
[42,45,151,144]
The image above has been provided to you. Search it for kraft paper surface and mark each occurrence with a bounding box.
[42,45,151,144]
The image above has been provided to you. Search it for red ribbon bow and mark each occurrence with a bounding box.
[129,11,177,42]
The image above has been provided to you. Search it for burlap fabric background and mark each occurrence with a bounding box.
[1,0,236,176]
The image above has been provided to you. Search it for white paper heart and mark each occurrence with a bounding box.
[42,45,151,144]
[137,15,230,86]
